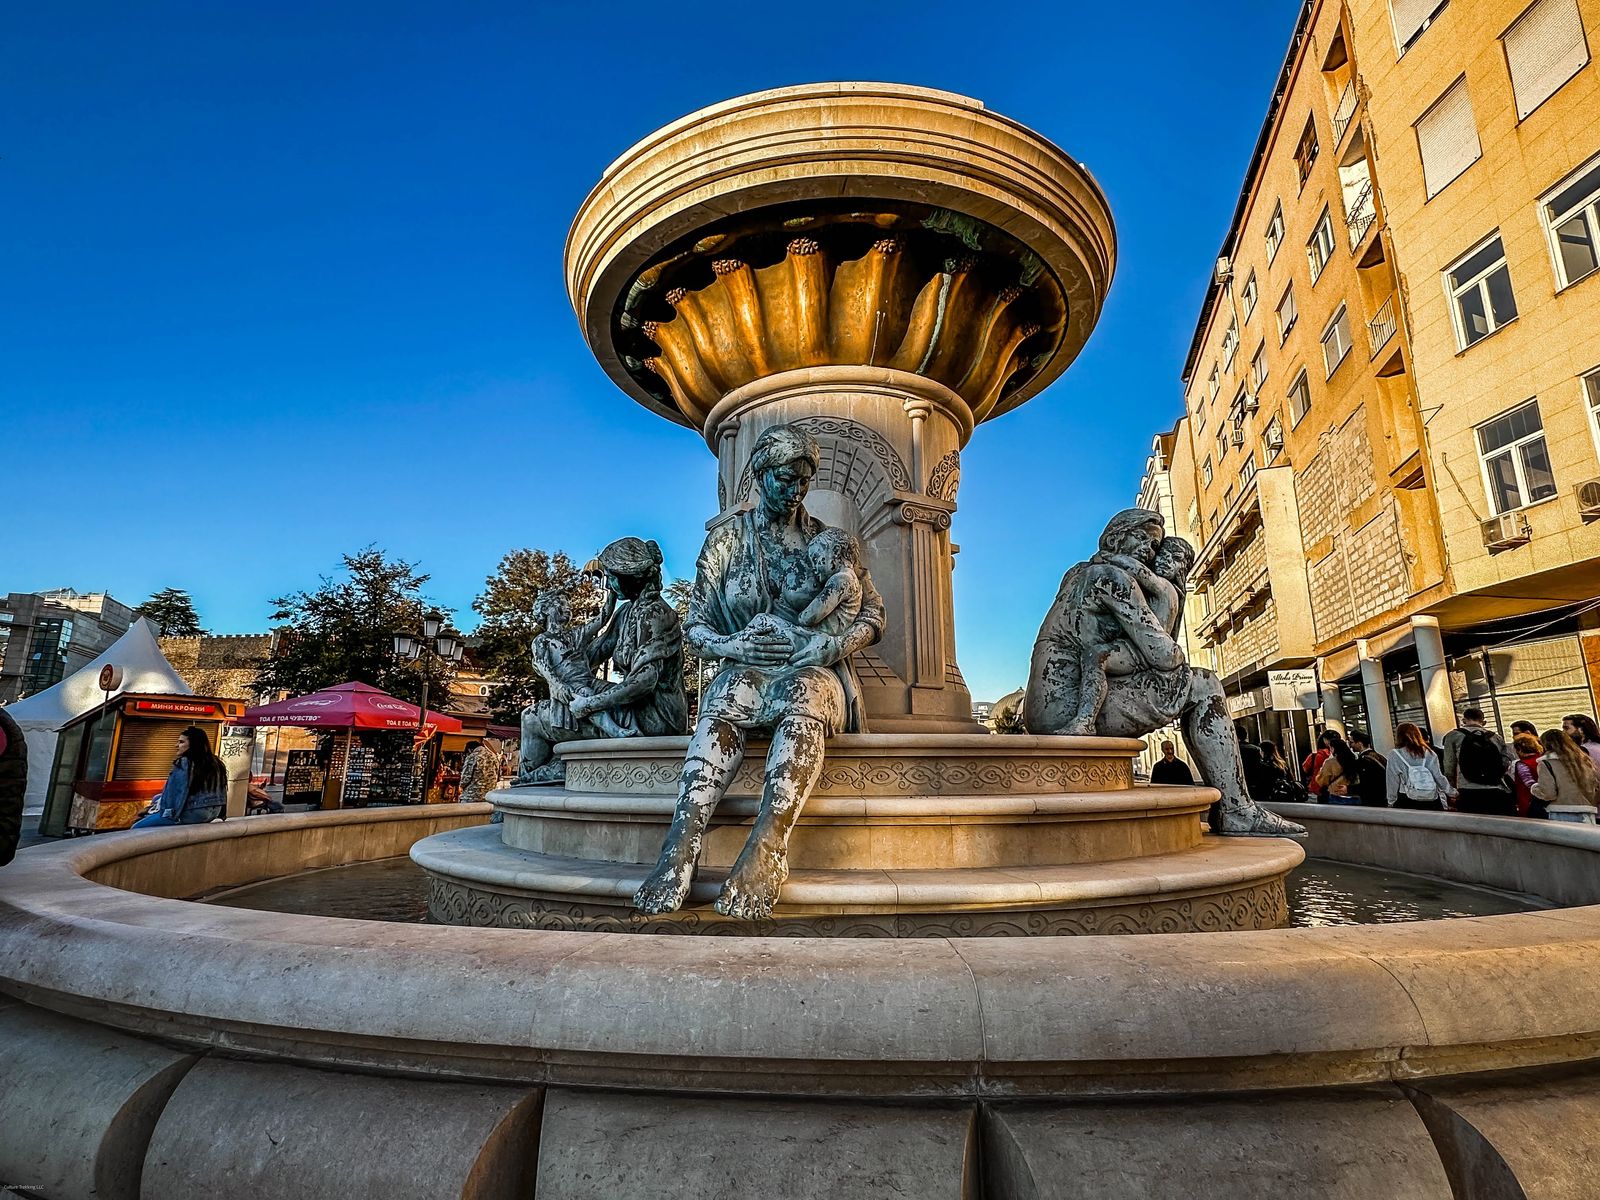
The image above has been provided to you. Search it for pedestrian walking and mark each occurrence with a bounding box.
[1441,707,1515,816]
[1150,740,1195,786]
[0,706,27,867]
[1347,730,1388,808]
[1314,730,1361,805]
[1561,714,1600,774]
[458,739,501,804]
[130,726,228,828]
[1386,722,1454,810]
[1532,728,1599,815]
[1511,732,1546,818]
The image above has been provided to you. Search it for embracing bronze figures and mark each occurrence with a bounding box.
[1025,507,1304,838]
[633,425,885,919]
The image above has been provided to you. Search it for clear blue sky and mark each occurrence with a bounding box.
[7,2,1297,702]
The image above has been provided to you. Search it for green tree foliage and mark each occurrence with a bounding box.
[136,588,204,637]
[663,576,715,719]
[255,547,455,710]
[472,549,603,723]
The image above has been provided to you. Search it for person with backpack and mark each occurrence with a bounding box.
[130,726,228,827]
[1442,708,1515,816]
[1386,721,1454,810]
[1347,730,1389,808]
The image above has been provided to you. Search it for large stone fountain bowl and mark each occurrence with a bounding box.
[564,82,1117,435]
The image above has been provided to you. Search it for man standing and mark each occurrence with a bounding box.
[0,707,27,867]
[1442,708,1515,816]
[1347,729,1388,808]
[1150,740,1195,786]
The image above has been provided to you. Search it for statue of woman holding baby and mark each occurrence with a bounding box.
[633,424,885,920]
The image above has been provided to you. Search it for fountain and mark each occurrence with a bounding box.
[4,83,1600,1200]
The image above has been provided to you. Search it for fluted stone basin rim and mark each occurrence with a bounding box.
[3,805,1600,1098]
[564,82,1117,428]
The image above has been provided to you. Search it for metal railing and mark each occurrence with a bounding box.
[1331,82,1358,142]
[1346,181,1376,248]
[1368,296,1397,355]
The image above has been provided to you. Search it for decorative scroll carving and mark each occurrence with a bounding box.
[927,451,961,501]
[892,502,953,530]
[426,876,1288,937]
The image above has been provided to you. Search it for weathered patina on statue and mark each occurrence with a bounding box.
[514,538,687,785]
[633,425,886,918]
[1024,508,1305,838]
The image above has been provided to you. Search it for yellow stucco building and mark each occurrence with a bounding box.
[1143,0,1600,752]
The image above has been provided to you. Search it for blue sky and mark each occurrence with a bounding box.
[6,2,1297,701]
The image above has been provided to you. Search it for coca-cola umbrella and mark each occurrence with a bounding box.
[236,681,462,732]
[236,682,462,808]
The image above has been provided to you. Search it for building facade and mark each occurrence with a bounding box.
[1145,0,1600,751]
[0,590,137,704]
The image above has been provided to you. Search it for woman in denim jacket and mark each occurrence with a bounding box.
[132,725,228,827]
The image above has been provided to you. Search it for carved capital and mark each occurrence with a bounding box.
[893,501,953,530]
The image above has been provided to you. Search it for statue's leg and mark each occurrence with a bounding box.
[632,716,746,914]
[1181,673,1306,838]
[515,705,554,783]
[715,715,826,920]
[1064,650,1110,736]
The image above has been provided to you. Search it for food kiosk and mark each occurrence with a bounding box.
[39,693,246,836]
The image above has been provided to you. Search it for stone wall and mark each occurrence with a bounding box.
[159,633,274,702]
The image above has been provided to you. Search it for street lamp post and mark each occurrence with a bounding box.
[392,615,464,801]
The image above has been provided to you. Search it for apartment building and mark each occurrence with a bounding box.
[1145,0,1600,750]
[0,590,137,704]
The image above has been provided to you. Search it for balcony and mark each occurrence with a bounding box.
[1368,296,1397,356]
[1331,82,1358,144]
[1345,181,1376,249]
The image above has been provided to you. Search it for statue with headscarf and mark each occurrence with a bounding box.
[514,536,688,785]
[633,423,886,919]
[1025,508,1304,838]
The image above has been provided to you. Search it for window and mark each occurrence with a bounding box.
[1541,153,1600,289]
[1294,118,1319,188]
[1391,0,1449,54]
[1288,371,1312,426]
[1266,204,1285,261]
[1217,424,1230,461]
[1250,343,1268,389]
[1307,209,1337,281]
[1241,272,1258,319]
[1276,285,1298,342]
[1586,367,1600,449]
[1240,452,1258,487]
[1219,321,1238,373]
[1209,366,1220,402]
[1322,306,1353,376]
[1265,416,1284,461]
[1224,484,1236,509]
[1477,399,1557,513]
[1230,386,1248,426]
[1416,78,1481,199]
[1446,234,1518,348]
[1503,0,1589,120]
[1202,457,1214,486]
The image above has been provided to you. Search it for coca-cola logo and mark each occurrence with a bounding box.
[291,698,339,708]
[371,701,409,712]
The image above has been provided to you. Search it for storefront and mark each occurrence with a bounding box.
[39,693,246,836]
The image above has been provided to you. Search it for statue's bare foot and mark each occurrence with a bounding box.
[1219,804,1307,839]
[1062,719,1097,737]
[714,839,789,920]
[633,850,695,914]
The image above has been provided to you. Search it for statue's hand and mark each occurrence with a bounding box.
[788,630,841,668]
[720,623,797,668]
[568,693,599,720]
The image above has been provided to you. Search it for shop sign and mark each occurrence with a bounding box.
[130,699,221,718]
[1227,688,1265,718]
[1268,669,1319,712]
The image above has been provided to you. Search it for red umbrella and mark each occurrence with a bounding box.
[236,681,463,732]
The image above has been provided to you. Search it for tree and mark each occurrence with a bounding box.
[255,547,454,710]
[136,588,204,637]
[472,549,604,723]
[663,576,715,719]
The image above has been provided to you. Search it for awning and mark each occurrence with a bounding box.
[236,681,463,732]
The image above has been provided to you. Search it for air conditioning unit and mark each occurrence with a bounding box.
[1577,478,1600,520]
[1243,393,1260,413]
[1265,428,1285,451]
[1214,256,1234,285]
[1481,512,1531,551]
[1231,428,1246,447]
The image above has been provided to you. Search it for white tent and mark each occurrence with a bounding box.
[2,618,192,814]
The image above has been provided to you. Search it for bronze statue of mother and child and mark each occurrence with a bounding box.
[512,425,1299,924]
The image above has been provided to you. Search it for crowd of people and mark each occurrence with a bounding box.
[1227,710,1600,818]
